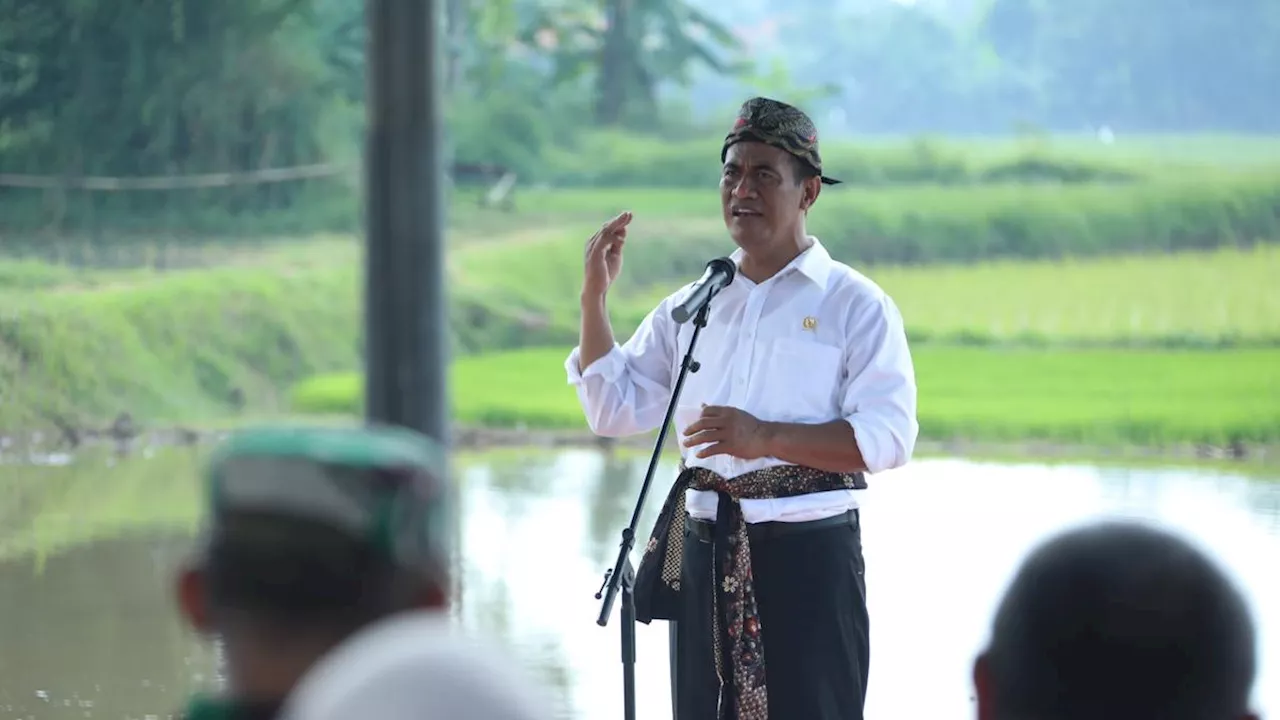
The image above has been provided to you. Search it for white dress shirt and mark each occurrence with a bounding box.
[565,238,918,523]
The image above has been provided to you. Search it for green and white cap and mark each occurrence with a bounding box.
[202,424,452,572]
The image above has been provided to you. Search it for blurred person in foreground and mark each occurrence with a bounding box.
[566,97,918,719]
[279,610,555,720]
[173,425,552,720]
[974,520,1260,720]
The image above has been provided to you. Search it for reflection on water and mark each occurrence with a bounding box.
[1,449,1278,719]
[0,531,220,719]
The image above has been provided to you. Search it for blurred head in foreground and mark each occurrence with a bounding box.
[175,425,453,720]
[974,520,1258,720]
[279,611,557,720]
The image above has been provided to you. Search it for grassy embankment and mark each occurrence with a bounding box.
[9,238,1279,445]
[294,239,1280,447]
[2,135,1279,449]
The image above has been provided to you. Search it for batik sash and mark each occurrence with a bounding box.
[633,464,865,719]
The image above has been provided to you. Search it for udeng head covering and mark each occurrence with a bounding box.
[721,97,841,185]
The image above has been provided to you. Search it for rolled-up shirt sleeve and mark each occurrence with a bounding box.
[839,292,919,474]
[564,300,676,437]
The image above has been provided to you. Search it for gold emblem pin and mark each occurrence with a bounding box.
[802,316,817,331]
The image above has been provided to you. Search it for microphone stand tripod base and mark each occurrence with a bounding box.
[595,554,638,720]
[593,297,715,720]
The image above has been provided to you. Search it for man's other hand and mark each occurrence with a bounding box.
[681,405,772,460]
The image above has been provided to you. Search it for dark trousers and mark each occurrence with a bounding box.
[668,511,870,719]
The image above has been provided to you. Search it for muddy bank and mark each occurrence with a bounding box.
[0,423,650,462]
[1,420,1275,471]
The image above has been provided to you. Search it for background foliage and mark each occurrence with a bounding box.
[1,0,1278,447]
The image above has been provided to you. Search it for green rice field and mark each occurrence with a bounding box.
[290,345,1280,447]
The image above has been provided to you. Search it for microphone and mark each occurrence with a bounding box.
[670,257,736,324]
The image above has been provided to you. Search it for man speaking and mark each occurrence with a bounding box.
[564,97,918,719]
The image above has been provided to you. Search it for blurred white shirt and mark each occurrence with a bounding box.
[565,238,918,523]
[281,612,557,720]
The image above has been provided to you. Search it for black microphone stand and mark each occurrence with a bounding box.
[594,298,715,720]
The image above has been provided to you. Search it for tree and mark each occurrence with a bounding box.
[523,0,744,126]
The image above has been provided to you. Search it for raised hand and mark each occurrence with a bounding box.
[582,211,633,301]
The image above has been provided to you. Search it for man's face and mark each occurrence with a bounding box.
[720,141,818,253]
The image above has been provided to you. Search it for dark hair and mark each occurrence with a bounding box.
[790,154,820,185]
[201,511,423,637]
[985,521,1256,720]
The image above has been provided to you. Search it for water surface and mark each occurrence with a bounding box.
[1,449,1277,719]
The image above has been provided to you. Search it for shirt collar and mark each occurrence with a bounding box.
[729,236,833,290]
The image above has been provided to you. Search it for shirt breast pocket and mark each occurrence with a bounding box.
[758,337,845,423]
